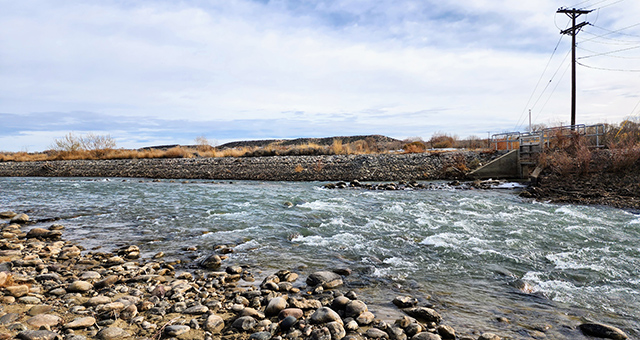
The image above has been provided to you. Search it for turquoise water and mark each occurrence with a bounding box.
[1,177,639,338]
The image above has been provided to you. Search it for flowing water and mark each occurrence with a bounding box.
[1,177,639,338]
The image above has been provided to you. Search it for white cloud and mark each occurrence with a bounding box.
[1,0,639,151]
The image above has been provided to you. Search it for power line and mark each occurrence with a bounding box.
[588,23,640,38]
[578,44,640,59]
[533,62,572,125]
[580,31,640,45]
[577,60,640,72]
[514,35,566,130]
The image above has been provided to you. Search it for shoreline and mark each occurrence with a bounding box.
[0,212,503,340]
[0,152,500,182]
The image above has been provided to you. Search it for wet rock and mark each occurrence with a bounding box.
[344,318,359,332]
[326,321,346,340]
[403,307,442,324]
[436,325,455,340]
[200,254,222,269]
[65,317,96,329]
[96,327,130,340]
[26,228,61,239]
[579,323,628,340]
[393,296,418,308]
[279,308,304,320]
[412,333,441,340]
[331,296,351,311]
[280,316,297,331]
[310,327,332,340]
[310,307,343,325]
[0,211,17,219]
[307,271,343,289]
[16,330,60,340]
[478,333,501,340]
[233,316,257,331]
[205,314,224,333]
[10,214,29,224]
[367,328,389,339]
[164,325,191,337]
[266,296,288,316]
[250,332,272,340]
[388,327,407,340]
[355,311,375,325]
[345,300,368,317]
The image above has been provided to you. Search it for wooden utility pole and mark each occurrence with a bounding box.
[557,8,591,127]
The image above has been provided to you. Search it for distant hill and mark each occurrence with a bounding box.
[217,135,402,149]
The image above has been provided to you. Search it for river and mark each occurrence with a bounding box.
[1,177,638,339]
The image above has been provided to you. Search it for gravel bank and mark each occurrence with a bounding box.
[0,152,500,181]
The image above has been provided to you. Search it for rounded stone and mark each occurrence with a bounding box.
[265,296,288,316]
[579,324,628,340]
[28,305,53,316]
[280,316,298,331]
[345,300,368,318]
[279,308,304,320]
[26,314,62,328]
[16,330,59,340]
[68,280,93,293]
[205,314,224,333]
[232,316,257,331]
[412,332,442,340]
[6,285,30,297]
[310,307,343,325]
[10,213,29,224]
[96,327,131,340]
[164,325,191,337]
[367,328,389,339]
[65,317,96,329]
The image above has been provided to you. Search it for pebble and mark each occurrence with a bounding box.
[233,316,257,331]
[205,314,225,333]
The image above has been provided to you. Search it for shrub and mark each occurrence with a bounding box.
[429,133,456,149]
[402,141,426,153]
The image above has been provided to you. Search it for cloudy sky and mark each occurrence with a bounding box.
[1,0,639,151]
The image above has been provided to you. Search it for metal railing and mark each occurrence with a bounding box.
[492,124,605,151]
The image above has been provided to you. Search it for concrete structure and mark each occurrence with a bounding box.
[468,150,522,179]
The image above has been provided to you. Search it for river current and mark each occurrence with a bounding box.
[1,177,639,338]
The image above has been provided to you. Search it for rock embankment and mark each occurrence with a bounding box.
[0,152,500,181]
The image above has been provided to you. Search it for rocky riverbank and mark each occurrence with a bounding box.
[1,211,631,340]
[0,152,501,182]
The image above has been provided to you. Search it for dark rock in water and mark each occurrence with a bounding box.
[393,296,418,308]
[579,323,628,340]
[200,254,222,269]
[16,330,60,340]
[306,271,343,289]
[403,307,442,324]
